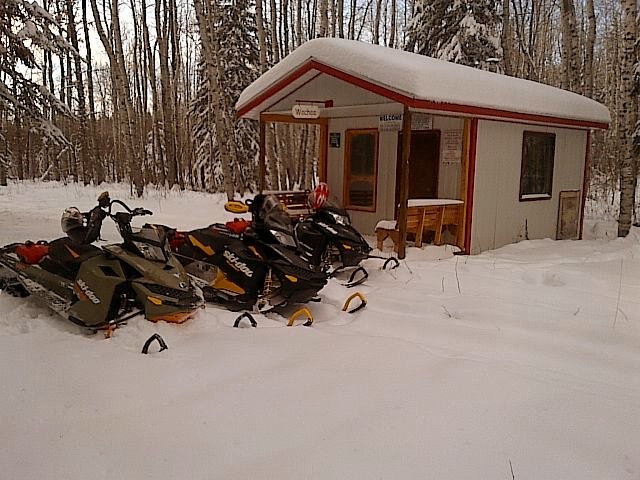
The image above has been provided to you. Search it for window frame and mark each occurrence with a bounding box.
[519,131,556,201]
[343,128,379,212]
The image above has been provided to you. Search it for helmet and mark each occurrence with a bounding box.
[61,207,84,234]
[308,182,329,210]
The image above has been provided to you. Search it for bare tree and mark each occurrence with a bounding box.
[372,0,381,44]
[193,0,238,199]
[156,0,179,186]
[318,0,329,36]
[90,0,143,195]
[617,0,638,236]
[583,0,596,97]
[65,0,90,184]
[560,0,581,92]
[501,0,513,75]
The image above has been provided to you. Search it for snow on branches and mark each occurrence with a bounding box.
[1,0,77,146]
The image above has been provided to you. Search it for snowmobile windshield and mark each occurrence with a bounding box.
[270,229,297,247]
[129,224,170,262]
[318,201,351,226]
[259,195,293,232]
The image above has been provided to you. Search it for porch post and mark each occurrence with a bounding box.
[397,105,412,259]
[463,118,478,254]
[319,122,328,182]
[259,117,266,192]
[578,130,591,240]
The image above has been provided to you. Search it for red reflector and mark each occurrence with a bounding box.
[169,231,187,251]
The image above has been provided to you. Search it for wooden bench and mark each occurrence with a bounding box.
[375,201,464,253]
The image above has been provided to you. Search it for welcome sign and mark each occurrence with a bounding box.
[379,113,403,131]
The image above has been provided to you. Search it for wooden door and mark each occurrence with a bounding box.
[396,131,441,208]
[557,190,580,240]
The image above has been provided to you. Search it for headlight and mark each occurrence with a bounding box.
[271,229,297,247]
[133,241,167,262]
[328,211,349,225]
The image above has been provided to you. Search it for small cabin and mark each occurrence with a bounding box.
[236,38,610,258]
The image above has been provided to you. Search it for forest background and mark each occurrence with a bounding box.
[1,0,639,235]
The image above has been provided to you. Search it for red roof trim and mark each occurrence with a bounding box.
[237,60,609,130]
[237,62,318,118]
[309,61,412,104]
[411,99,608,130]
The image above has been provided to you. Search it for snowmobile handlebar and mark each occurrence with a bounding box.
[105,200,154,242]
[107,199,153,217]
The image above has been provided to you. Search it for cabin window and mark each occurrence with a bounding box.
[344,129,378,211]
[520,131,555,200]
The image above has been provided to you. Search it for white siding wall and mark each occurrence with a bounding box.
[326,116,397,233]
[327,114,464,234]
[434,116,464,199]
[267,75,392,111]
[472,120,587,253]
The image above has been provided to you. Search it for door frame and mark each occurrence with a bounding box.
[395,129,441,215]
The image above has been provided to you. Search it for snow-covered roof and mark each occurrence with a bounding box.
[237,38,610,129]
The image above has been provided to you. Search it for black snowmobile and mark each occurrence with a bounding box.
[295,201,374,284]
[0,194,204,334]
[165,196,327,314]
[237,193,397,287]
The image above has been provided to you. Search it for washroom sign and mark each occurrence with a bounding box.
[292,104,321,119]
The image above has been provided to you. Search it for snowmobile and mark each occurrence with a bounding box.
[164,197,328,314]
[232,189,398,288]
[0,196,204,334]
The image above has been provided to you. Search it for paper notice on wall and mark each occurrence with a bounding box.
[441,130,463,165]
[411,113,433,130]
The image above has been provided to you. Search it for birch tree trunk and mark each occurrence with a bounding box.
[81,0,101,183]
[583,0,596,98]
[256,0,268,71]
[281,0,290,56]
[501,0,513,76]
[0,124,6,186]
[388,0,396,47]
[141,0,165,186]
[560,0,580,92]
[90,0,143,195]
[130,0,150,183]
[348,0,356,39]
[66,0,90,184]
[617,0,638,236]
[270,0,280,62]
[372,0,381,44]
[336,0,344,37]
[295,0,303,46]
[157,0,179,187]
[318,0,328,37]
[193,0,237,200]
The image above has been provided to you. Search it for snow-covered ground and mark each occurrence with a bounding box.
[1,181,639,479]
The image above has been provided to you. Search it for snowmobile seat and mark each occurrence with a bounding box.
[42,237,103,279]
